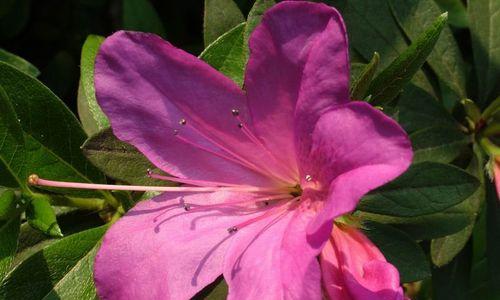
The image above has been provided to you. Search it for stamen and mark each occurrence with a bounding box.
[182,194,293,213]
[28,174,293,194]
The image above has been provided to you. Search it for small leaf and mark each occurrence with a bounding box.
[0,225,107,300]
[434,0,468,28]
[0,48,39,77]
[200,22,246,86]
[469,0,500,106]
[123,0,165,37]
[363,221,431,282]
[367,13,448,105]
[82,128,164,186]
[410,125,468,163]
[0,216,20,281]
[25,194,62,237]
[0,189,17,220]
[350,52,379,100]
[77,35,109,137]
[203,0,244,46]
[244,0,275,42]
[358,162,480,217]
[388,0,467,101]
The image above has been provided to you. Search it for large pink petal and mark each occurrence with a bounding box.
[494,157,500,200]
[94,191,266,300]
[320,225,405,300]
[305,102,412,243]
[223,209,322,299]
[95,31,284,186]
[245,1,349,173]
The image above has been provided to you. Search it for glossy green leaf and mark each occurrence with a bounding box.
[77,35,109,137]
[469,0,500,106]
[0,225,107,300]
[389,0,467,101]
[363,221,431,282]
[0,217,20,281]
[200,22,246,86]
[368,13,448,105]
[434,0,468,28]
[82,128,164,186]
[25,194,62,237]
[244,0,275,42]
[350,52,379,100]
[123,0,165,37]
[0,84,26,189]
[358,162,480,217]
[0,48,39,77]
[397,84,456,134]
[203,0,244,46]
[431,147,485,267]
[410,125,468,163]
[0,62,105,196]
[0,189,17,220]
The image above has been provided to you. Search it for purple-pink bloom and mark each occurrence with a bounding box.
[92,1,413,299]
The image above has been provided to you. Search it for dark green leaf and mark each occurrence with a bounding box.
[82,128,164,186]
[389,0,467,101]
[0,225,107,300]
[203,0,244,46]
[486,181,500,294]
[77,35,109,137]
[397,84,457,134]
[358,162,480,217]
[410,125,468,163]
[244,0,275,42]
[123,0,165,37]
[0,85,26,189]
[193,276,228,299]
[368,13,448,105]
[363,221,431,282]
[0,189,17,220]
[0,0,29,40]
[25,194,62,237]
[469,0,500,106]
[434,0,468,28]
[200,23,246,86]
[0,217,20,281]
[432,245,471,300]
[0,49,39,77]
[350,52,379,100]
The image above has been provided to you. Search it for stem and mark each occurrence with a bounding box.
[49,195,107,211]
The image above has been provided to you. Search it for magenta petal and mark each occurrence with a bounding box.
[223,209,321,299]
[95,31,279,186]
[306,102,412,242]
[94,192,262,300]
[320,226,405,300]
[245,1,349,172]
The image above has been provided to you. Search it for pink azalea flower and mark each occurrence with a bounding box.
[29,1,412,299]
[321,224,407,300]
[493,156,500,199]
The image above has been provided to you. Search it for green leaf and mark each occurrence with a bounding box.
[0,49,39,77]
[0,0,29,40]
[350,52,379,100]
[193,276,228,299]
[363,221,431,282]
[82,128,164,186]
[200,22,246,86]
[368,13,448,105]
[123,0,165,37]
[389,0,467,101]
[469,0,500,106]
[0,225,107,300]
[486,181,500,294]
[397,84,457,134]
[410,125,468,163]
[0,217,20,281]
[25,194,62,237]
[244,0,275,42]
[0,189,17,220]
[434,0,468,28]
[431,147,485,267]
[0,85,26,189]
[431,245,471,300]
[0,62,105,196]
[77,35,109,137]
[203,0,244,47]
[358,162,480,217]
